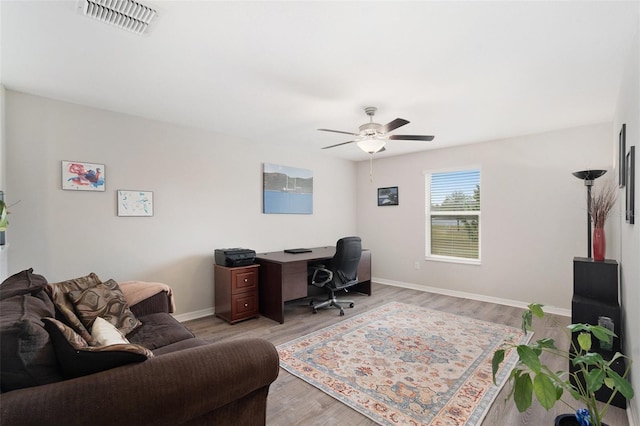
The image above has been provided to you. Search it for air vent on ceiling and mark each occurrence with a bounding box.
[80,0,157,35]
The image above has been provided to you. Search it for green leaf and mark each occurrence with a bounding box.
[535,338,556,349]
[517,345,541,373]
[528,303,545,318]
[533,374,558,410]
[514,373,533,412]
[521,310,533,332]
[591,326,616,344]
[577,332,592,352]
[586,368,605,393]
[573,352,604,367]
[569,323,590,333]
[607,369,635,400]
[492,349,505,384]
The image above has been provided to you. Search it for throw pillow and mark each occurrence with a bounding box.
[67,279,142,337]
[0,268,49,301]
[91,316,128,346]
[43,318,153,379]
[46,272,103,342]
[0,294,62,392]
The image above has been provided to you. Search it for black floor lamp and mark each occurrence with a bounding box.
[572,169,607,258]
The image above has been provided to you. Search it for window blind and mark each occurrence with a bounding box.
[426,169,480,261]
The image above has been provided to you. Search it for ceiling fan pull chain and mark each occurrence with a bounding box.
[369,154,374,182]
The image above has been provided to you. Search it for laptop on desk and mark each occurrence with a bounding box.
[284,248,313,254]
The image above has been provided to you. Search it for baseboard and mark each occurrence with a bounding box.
[173,307,214,323]
[173,278,572,323]
[373,277,571,317]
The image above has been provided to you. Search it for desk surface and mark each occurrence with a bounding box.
[255,246,336,263]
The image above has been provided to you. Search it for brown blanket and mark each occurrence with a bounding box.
[119,281,176,313]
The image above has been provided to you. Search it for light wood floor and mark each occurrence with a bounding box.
[185,282,629,426]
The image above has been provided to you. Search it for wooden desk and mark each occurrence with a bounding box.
[255,247,371,324]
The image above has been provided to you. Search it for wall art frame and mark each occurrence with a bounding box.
[378,186,399,206]
[62,161,105,191]
[262,163,313,214]
[626,146,635,224]
[619,123,626,187]
[117,190,154,217]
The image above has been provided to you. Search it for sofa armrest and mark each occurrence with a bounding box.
[130,291,170,317]
[0,338,280,426]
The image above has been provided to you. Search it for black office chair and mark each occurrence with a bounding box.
[308,236,362,316]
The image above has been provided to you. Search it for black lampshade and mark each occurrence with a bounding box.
[572,170,607,181]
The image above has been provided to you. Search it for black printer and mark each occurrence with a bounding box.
[214,248,256,267]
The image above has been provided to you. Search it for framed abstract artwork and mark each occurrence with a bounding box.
[626,146,635,224]
[62,161,105,191]
[378,186,399,206]
[117,190,154,217]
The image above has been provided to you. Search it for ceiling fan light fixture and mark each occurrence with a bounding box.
[357,137,386,154]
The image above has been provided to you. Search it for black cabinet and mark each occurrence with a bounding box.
[571,257,625,408]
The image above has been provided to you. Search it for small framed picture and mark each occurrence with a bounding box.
[378,186,399,206]
[619,124,626,188]
[626,146,635,224]
[62,161,105,191]
[117,190,154,217]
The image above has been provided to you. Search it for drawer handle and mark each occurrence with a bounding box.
[244,278,248,283]
[244,303,248,307]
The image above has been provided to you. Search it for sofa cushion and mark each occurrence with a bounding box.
[128,312,195,350]
[43,318,153,379]
[46,272,102,343]
[0,268,49,301]
[0,294,62,392]
[68,279,141,337]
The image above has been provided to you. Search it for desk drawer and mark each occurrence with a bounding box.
[232,269,258,293]
[232,292,259,319]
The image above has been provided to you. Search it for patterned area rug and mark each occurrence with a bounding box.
[277,301,529,425]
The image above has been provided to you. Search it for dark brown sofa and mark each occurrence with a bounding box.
[0,269,279,426]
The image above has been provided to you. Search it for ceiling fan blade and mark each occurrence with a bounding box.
[380,118,409,134]
[321,140,358,149]
[318,128,359,136]
[388,134,435,141]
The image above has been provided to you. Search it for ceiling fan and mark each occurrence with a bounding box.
[318,106,435,154]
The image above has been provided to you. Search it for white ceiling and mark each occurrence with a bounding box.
[2,1,638,161]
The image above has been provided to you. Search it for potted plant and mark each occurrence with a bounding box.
[492,303,634,426]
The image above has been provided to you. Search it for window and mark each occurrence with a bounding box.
[425,169,481,263]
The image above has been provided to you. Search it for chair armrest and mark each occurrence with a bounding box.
[310,266,333,287]
[0,338,279,426]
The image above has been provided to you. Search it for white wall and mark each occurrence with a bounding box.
[1,85,7,281]
[5,91,358,315]
[357,123,613,311]
[611,13,640,424]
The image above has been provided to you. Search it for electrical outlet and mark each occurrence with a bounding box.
[414,261,420,270]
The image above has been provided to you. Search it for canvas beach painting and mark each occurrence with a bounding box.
[62,161,105,191]
[263,163,313,214]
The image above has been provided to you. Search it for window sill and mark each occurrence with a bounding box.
[425,255,481,266]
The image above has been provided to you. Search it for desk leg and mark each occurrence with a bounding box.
[257,261,285,324]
